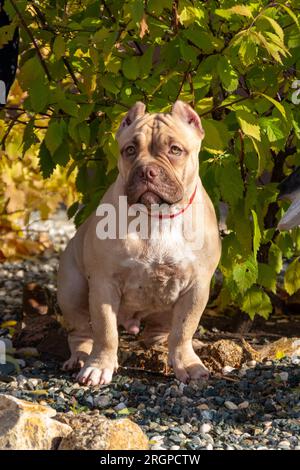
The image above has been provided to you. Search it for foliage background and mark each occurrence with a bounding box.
[0,0,300,318]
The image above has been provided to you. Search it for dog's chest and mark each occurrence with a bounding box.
[118,227,195,310]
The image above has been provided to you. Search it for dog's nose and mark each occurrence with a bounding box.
[138,165,159,181]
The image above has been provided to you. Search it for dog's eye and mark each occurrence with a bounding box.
[125,145,137,158]
[170,145,183,156]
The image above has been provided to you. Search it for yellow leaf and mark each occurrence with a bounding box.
[260,15,284,42]
[236,110,261,141]
[275,351,285,360]
[0,320,17,328]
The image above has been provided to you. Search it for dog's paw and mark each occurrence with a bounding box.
[77,365,115,386]
[62,353,86,371]
[169,352,209,384]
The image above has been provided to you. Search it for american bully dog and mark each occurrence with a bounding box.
[57,101,221,385]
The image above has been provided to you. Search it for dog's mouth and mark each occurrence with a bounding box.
[126,165,184,210]
[138,189,164,207]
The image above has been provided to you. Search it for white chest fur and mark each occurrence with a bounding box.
[119,217,196,311]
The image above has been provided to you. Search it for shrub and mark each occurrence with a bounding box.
[0,0,300,317]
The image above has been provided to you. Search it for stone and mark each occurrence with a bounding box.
[57,412,149,450]
[114,402,127,411]
[247,360,257,367]
[278,440,291,449]
[278,372,289,382]
[224,401,238,410]
[222,366,235,374]
[200,423,212,434]
[94,395,111,408]
[0,394,72,450]
[238,401,249,409]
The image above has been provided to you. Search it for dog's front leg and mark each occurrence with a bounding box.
[168,281,210,384]
[77,278,119,386]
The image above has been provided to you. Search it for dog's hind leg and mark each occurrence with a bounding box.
[57,241,93,371]
[140,313,171,347]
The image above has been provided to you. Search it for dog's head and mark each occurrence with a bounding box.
[116,101,204,209]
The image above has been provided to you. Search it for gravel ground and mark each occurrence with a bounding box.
[0,213,300,451]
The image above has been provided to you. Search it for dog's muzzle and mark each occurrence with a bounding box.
[125,163,184,209]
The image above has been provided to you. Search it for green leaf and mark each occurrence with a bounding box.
[67,201,79,219]
[241,287,272,320]
[217,57,239,92]
[258,263,276,293]
[30,81,49,112]
[279,4,300,31]
[236,110,261,141]
[251,209,261,258]
[218,161,244,206]
[268,242,283,274]
[259,117,285,142]
[256,93,287,120]
[238,37,257,67]
[0,19,18,48]
[178,6,205,27]
[59,99,79,117]
[53,36,65,59]
[52,140,70,166]
[215,5,253,19]
[232,256,258,294]
[22,119,38,156]
[202,119,231,152]
[284,257,300,295]
[122,57,140,80]
[78,122,90,146]
[45,121,65,155]
[19,56,44,90]
[139,45,154,76]
[38,141,56,178]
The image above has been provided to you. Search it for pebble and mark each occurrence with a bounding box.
[238,401,249,409]
[85,396,94,406]
[222,366,235,374]
[278,372,289,382]
[247,360,257,367]
[200,423,212,434]
[114,400,127,410]
[28,378,39,387]
[16,375,27,387]
[94,395,111,408]
[224,401,238,410]
[206,443,213,450]
[16,359,26,368]
[278,440,291,449]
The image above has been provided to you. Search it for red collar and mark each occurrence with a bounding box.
[149,185,198,219]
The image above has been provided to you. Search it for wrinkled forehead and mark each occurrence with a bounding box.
[116,112,200,151]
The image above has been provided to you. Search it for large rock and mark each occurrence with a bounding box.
[57,411,149,450]
[0,394,72,450]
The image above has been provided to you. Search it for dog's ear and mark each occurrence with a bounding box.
[171,101,204,139]
[117,102,146,135]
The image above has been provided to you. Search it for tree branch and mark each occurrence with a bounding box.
[29,2,80,90]
[10,0,52,82]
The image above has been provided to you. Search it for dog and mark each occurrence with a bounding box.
[57,101,221,385]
